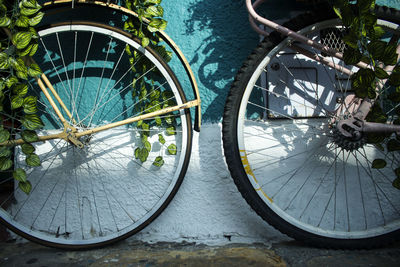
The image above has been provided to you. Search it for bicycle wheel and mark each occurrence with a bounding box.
[223,6,400,248]
[0,21,192,249]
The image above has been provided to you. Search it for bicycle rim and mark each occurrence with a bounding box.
[225,11,400,247]
[0,22,192,248]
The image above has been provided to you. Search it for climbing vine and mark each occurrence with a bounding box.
[0,0,175,194]
[333,0,400,189]
[0,0,44,194]
[122,0,177,166]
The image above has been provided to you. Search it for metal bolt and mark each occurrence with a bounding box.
[271,63,280,71]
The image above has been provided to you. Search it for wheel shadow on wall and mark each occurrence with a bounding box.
[184,0,309,122]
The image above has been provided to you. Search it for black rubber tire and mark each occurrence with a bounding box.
[0,21,192,249]
[223,5,400,249]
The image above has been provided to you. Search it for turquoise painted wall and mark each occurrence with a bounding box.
[39,0,400,123]
[161,0,400,122]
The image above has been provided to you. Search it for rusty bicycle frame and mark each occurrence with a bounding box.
[1,0,201,148]
[246,0,400,139]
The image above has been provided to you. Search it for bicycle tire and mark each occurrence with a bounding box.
[223,5,400,249]
[0,21,192,249]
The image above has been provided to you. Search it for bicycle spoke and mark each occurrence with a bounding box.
[1,22,191,248]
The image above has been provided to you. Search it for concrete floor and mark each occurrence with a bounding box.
[1,238,400,267]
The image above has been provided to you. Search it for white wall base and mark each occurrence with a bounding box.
[130,123,288,246]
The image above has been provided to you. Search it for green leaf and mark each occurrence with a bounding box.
[153,156,164,167]
[142,37,150,47]
[140,86,147,99]
[146,5,163,17]
[141,122,150,136]
[166,125,176,135]
[0,147,11,157]
[0,16,11,27]
[23,96,38,114]
[20,1,41,16]
[158,134,165,144]
[144,140,151,151]
[21,143,35,154]
[15,15,30,27]
[0,156,12,170]
[358,0,374,14]
[371,158,387,169]
[0,128,9,143]
[125,44,132,56]
[382,44,398,66]
[28,11,44,26]
[341,4,355,27]
[22,114,44,130]
[144,0,162,5]
[367,40,386,60]
[134,147,140,159]
[13,83,28,96]
[367,133,385,144]
[342,34,358,49]
[343,47,362,65]
[6,77,18,88]
[165,115,174,125]
[142,135,148,144]
[333,6,342,19]
[358,68,375,86]
[27,63,41,77]
[370,26,385,39]
[12,31,32,50]
[387,139,400,152]
[149,89,160,100]
[26,153,40,166]
[11,95,24,109]
[18,181,31,194]
[11,58,28,73]
[17,70,28,80]
[392,177,400,190]
[167,144,177,155]
[367,86,376,99]
[154,45,172,62]
[28,27,38,39]
[13,168,27,182]
[21,0,40,9]
[28,43,38,56]
[374,67,389,79]
[21,130,39,142]
[139,147,149,162]
[147,18,167,32]
[155,116,162,125]
[363,13,377,29]
[0,53,9,69]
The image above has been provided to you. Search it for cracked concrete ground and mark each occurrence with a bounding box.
[1,239,400,267]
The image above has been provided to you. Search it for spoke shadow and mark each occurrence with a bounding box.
[184,0,309,122]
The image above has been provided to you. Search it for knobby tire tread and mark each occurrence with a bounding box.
[223,4,400,249]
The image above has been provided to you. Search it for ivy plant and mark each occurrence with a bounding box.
[1,0,44,194]
[0,0,176,194]
[333,0,400,189]
[123,0,177,168]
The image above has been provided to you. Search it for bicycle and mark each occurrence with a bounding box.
[223,0,400,249]
[0,0,201,249]
[1,0,400,250]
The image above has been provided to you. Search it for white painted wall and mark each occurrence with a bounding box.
[129,123,288,246]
